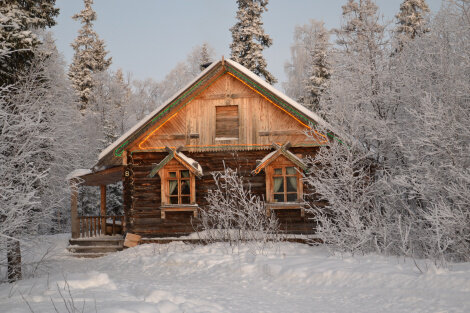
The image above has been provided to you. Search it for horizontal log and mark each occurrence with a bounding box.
[259,130,303,136]
[197,93,257,100]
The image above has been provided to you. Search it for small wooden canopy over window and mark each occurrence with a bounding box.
[252,142,307,175]
[148,146,203,179]
[215,105,239,140]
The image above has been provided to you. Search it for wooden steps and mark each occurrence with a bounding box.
[67,236,124,257]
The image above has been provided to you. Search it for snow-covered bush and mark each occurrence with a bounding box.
[303,138,386,254]
[199,165,280,253]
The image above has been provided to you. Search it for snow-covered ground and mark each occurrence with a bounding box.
[1,234,469,313]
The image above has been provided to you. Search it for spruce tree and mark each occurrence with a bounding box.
[230,0,277,84]
[69,0,111,111]
[199,43,213,71]
[0,0,59,86]
[395,0,430,49]
[186,42,215,76]
[303,21,331,112]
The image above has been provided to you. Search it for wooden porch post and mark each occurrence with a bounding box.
[71,183,79,239]
[100,185,106,233]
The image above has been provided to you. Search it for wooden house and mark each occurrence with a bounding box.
[68,58,338,249]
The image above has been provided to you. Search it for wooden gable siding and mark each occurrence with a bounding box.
[123,147,319,237]
[129,73,320,154]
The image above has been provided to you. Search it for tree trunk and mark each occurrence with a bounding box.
[7,239,22,282]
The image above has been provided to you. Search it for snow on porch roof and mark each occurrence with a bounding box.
[67,166,123,186]
[97,58,342,167]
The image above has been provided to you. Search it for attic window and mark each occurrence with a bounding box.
[215,105,239,140]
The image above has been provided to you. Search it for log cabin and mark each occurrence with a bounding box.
[67,57,340,252]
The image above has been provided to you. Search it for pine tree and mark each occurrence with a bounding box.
[0,0,59,86]
[304,22,331,112]
[69,0,111,111]
[395,0,430,49]
[230,0,277,84]
[186,42,215,76]
[284,20,331,112]
[199,43,213,71]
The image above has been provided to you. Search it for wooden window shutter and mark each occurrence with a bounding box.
[216,105,239,139]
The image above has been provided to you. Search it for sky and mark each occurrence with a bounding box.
[52,0,443,87]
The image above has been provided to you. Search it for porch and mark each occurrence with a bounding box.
[67,166,125,257]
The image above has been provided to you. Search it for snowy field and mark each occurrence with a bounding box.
[1,235,469,313]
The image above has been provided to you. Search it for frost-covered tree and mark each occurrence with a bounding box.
[200,166,279,252]
[82,69,131,215]
[1,34,84,281]
[308,0,470,264]
[328,0,388,143]
[187,42,215,75]
[304,138,382,254]
[230,0,277,84]
[0,0,59,85]
[129,78,159,123]
[284,20,331,112]
[395,0,430,49]
[69,0,111,110]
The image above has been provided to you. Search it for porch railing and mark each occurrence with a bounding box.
[78,215,124,238]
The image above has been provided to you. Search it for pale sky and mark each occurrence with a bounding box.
[52,0,443,86]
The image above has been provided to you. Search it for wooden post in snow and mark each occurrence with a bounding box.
[100,185,106,235]
[71,183,79,239]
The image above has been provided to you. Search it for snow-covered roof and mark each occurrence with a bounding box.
[66,168,92,181]
[97,58,343,166]
[175,150,203,177]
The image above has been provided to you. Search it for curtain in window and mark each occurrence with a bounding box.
[169,180,178,196]
[287,176,297,192]
[273,177,283,193]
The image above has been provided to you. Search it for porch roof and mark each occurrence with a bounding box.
[68,166,123,186]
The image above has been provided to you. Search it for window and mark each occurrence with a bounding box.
[215,105,239,139]
[168,170,191,204]
[272,166,298,202]
[158,159,196,206]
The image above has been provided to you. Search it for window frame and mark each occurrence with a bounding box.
[158,161,196,206]
[167,169,191,205]
[265,156,303,204]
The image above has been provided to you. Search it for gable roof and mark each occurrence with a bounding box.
[252,143,308,175]
[148,147,203,178]
[95,58,341,169]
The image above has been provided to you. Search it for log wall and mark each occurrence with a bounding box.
[125,147,319,237]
